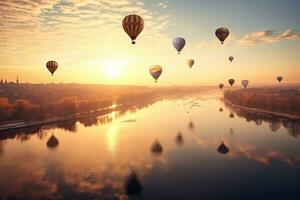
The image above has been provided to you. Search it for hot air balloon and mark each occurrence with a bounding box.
[229,56,234,62]
[219,83,224,90]
[173,37,186,54]
[124,171,143,196]
[175,132,184,145]
[277,76,283,83]
[151,140,163,155]
[215,27,230,44]
[47,135,59,149]
[122,14,144,44]
[46,61,58,76]
[217,141,229,154]
[149,65,162,82]
[187,59,194,68]
[242,80,249,88]
[228,79,235,86]
[188,121,194,130]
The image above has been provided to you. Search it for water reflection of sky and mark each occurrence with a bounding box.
[0,92,300,200]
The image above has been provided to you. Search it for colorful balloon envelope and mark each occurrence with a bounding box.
[187,59,194,68]
[46,60,58,76]
[149,65,162,82]
[242,80,249,88]
[215,27,230,44]
[122,14,144,44]
[218,83,224,90]
[228,79,235,86]
[277,76,283,82]
[173,37,186,54]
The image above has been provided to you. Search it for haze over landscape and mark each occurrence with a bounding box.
[1,0,300,85]
[1,1,300,200]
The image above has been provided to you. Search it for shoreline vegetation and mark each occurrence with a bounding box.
[223,98,300,120]
[0,83,214,132]
[223,86,300,120]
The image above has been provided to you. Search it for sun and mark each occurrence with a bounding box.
[102,58,126,79]
[105,67,120,78]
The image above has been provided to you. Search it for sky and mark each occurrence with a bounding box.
[0,0,300,85]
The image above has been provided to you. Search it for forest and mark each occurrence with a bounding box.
[0,83,209,123]
[223,86,300,116]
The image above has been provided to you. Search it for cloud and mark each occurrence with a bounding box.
[233,143,295,166]
[237,29,300,46]
[158,1,168,8]
[193,29,300,50]
[196,138,297,166]
[0,0,171,62]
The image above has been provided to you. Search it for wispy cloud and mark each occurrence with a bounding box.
[158,0,168,9]
[0,0,171,60]
[194,29,300,50]
[237,29,300,46]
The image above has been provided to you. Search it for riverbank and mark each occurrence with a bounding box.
[0,106,116,132]
[223,86,300,118]
[223,97,300,120]
[0,89,215,132]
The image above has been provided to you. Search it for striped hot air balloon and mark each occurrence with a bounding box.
[149,65,162,82]
[46,61,58,76]
[122,14,144,44]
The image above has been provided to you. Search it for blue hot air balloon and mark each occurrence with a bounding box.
[173,37,186,54]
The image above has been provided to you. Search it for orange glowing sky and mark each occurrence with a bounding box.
[0,0,300,85]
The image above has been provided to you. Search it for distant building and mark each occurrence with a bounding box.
[16,76,19,84]
[4,80,7,84]
[0,78,3,84]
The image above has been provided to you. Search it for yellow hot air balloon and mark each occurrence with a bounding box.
[149,65,162,82]
[187,59,195,68]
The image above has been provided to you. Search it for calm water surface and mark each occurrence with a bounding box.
[0,92,300,200]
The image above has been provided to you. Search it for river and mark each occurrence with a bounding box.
[0,91,299,200]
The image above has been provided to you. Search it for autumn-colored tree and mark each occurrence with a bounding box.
[58,97,78,117]
[0,97,12,121]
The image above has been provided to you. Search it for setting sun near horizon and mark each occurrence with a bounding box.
[0,0,299,85]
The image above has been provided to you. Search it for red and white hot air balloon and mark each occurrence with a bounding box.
[46,61,58,76]
[122,14,144,44]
